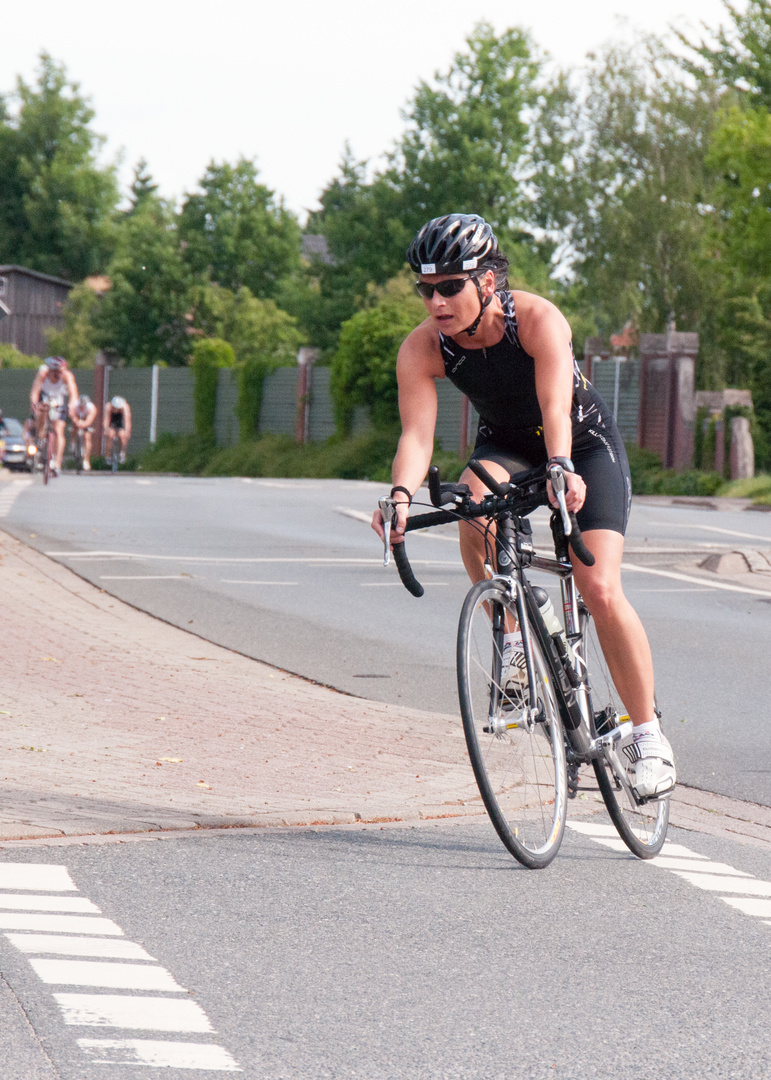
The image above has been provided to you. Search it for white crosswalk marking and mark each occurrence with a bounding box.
[568,822,771,929]
[0,894,100,912]
[77,1039,242,1071]
[0,913,123,934]
[0,478,32,518]
[6,934,156,960]
[55,993,213,1032]
[0,864,76,891]
[0,863,241,1070]
[31,959,185,991]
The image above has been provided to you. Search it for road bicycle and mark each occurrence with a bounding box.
[72,427,86,473]
[34,402,57,485]
[379,460,670,869]
[111,436,120,474]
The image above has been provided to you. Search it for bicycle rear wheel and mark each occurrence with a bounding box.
[43,430,54,484]
[458,578,568,869]
[580,609,669,858]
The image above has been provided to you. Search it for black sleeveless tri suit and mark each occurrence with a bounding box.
[439,290,632,535]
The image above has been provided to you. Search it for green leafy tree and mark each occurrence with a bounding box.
[191,337,235,439]
[330,274,425,434]
[678,0,771,108]
[94,197,193,365]
[46,280,102,367]
[179,159,302,299]
[127,158,159,215]
[0,53,119,279]
[192,283,305,440]
[537,41,722,359]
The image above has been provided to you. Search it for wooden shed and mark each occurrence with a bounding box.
[0,265,73,358]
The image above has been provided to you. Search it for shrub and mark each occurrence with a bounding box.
[0,343,41,368]
[191,338,235,439]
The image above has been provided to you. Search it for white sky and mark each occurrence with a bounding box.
[2,0,741,222]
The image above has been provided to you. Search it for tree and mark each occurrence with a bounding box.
[678,0,771,109]
[128,158,159,215]
[330,274,425,433]
[537,41,722,357]
[94,197,193,365]
[0,54,119,279]
[192,283,306,441]
[191,337,235,439]
[45,281,101,367]
[179,159,302,299]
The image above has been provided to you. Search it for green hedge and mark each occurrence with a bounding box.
[192,338,235,439]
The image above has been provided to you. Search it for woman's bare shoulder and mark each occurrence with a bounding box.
[511,290,572,342]
[398,318,445,379]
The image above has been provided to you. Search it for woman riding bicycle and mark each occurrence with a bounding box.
[371,212,676,800]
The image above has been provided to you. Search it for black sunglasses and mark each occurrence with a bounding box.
[414,275,476,300]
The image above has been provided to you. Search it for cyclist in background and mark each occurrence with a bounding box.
[104,396,132,464]
[29,357,79,475]
[72,394,98,471]
[371,213,676,801]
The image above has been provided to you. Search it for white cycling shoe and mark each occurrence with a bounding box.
[624,731,676,800]
[500,644,527,709]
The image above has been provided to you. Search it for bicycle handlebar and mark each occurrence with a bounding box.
[386,463,595,598]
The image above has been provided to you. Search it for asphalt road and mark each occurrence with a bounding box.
[2,473,771,806]
[2,821,771,1079]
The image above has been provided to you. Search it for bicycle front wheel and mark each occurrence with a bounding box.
[581,609,669,858]
[458,578,568,869]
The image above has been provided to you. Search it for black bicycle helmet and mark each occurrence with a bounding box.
[406,214,497,276]
[407,214,499,336]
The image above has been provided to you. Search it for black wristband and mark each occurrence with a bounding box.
[390,485,412,505]
[547,457,575,473]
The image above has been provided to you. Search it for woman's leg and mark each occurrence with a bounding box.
[569,528,656,728]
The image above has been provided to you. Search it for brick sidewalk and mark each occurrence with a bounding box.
[0,530,768,849]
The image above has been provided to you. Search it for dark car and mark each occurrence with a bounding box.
[1,417,36,471]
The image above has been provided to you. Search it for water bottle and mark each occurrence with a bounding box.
[532,586,574,664]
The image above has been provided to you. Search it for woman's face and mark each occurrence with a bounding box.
[417,270,495,334]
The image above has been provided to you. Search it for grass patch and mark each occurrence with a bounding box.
[719,474,771,504]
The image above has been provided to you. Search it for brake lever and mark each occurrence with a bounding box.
[547,464,572,537]
[377,496,397,566]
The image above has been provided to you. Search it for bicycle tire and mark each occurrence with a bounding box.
[580,609,669,858]
[74,432,84,473]
[458,578,568,869]
[111,441,119,473]
[43,429,54,484]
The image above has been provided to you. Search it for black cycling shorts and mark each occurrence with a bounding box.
[471,410,632,536]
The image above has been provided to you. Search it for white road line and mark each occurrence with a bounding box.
[220,579,297,585]
[54,993,213,1032]
[0,862,242,1069]
[621,561,771,598]
[46,550,460,566]
[77,1039,242,1071]
[31,958,184,991]
[0,478,32,517]
[671,873,771,897]
[99,575,193,581]
[5,934,156,960]
[653,521,771,543]
[0,913,124,934]
[568,824,771,930]
[721,897,771,919]
[0,864,76,891]
[0,895,100,913]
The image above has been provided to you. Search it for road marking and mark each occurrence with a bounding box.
[0,863,241,1068]
[671,872,771,896]
[0,864,76,891]
[653,521,771,543]
[621,561,771,598]
[0,913,124,934]
[32,958,184,991]
[6,934,156,960]
[99,575,193,580]
[78,1039,242,1071]
[46,550,461,566]
[721,897,771,918]
[220,579,297,585]
[0,477,33,517]
[55,993,213,1032]
[0,895,100,912]
[567,823,771,929]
